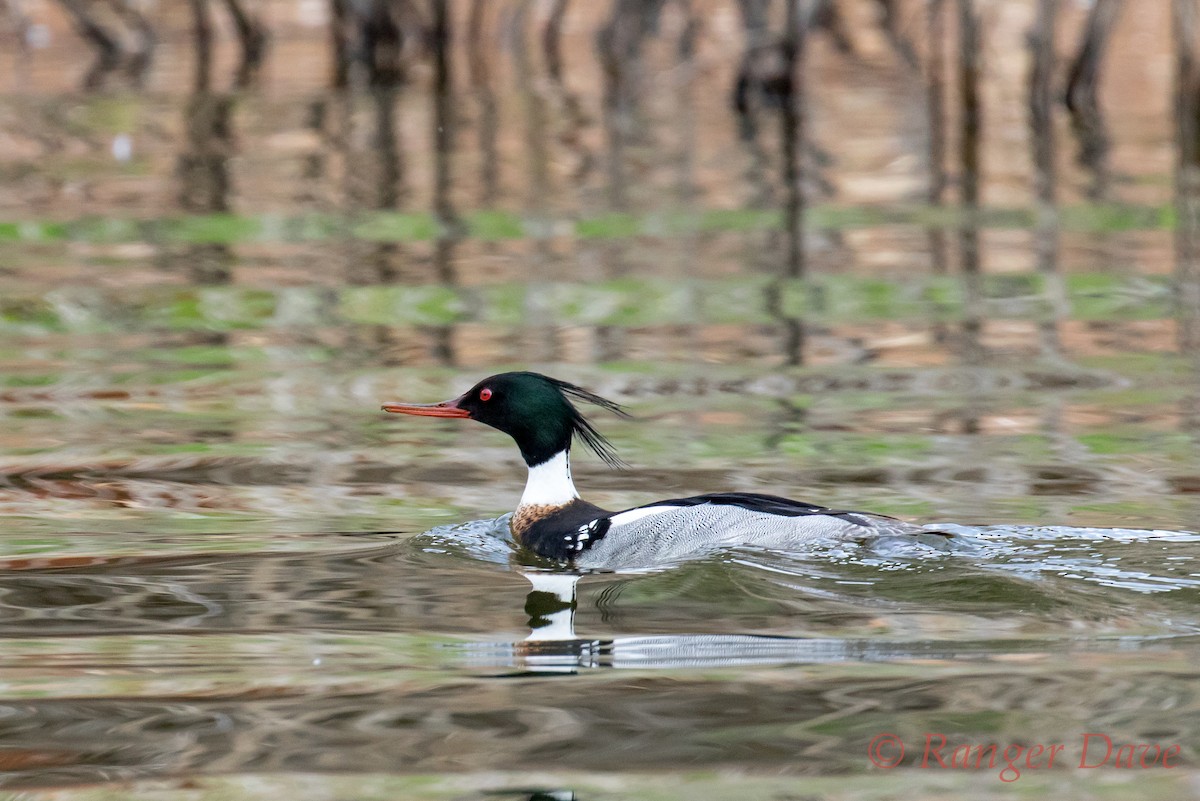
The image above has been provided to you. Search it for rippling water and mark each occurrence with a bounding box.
[4,1,1200,798]
[2,516,1199,796]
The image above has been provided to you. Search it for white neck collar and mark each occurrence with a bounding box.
[519,450,579,508]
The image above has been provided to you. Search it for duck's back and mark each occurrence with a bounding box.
[576,492,926,568]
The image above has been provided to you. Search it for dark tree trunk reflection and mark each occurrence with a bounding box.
[174,93,233,286]
[1066,0,1122,200]
[1174,0,1200,431]
[1029,0,1065,360]
[956,0,983,369]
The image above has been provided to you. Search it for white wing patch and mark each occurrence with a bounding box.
[608,506,681,528]
[563,518,603,553]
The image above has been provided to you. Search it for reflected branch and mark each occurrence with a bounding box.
[1029,0,1065,360]
[467,0,499,205]
[105,0,155,85]
[58,0,120,89]
[219,0,268,88]
[1065,0,1122,200]
[333,0,428,88]
[174,91,234,285]
[596,0,667,208]
[543,0,569,82]
[925,0,947,276]
[1173,0,1200,432]
[359,86,403,285]
[511,0,552,266]
[781,0,809,281]
[956,0,983,366]
[733,0,779,209]
[431,0,459,285]
[765,279,804,367]
[873,0,919,67]
[188,0,213,93]
[542,0,593,184]
[330,0,350,87]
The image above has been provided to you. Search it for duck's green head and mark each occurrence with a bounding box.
[383,371,629,468]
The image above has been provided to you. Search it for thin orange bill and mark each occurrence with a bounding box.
[381,401,471,418]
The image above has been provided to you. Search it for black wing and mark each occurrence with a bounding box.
[625,492,892,523]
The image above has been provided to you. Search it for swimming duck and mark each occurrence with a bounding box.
[383,371,931,567]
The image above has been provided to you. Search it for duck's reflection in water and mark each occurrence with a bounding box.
[501,572,956,674]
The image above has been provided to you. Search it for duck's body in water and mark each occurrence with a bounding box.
[384,372,935,569]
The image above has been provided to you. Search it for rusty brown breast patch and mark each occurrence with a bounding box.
[511,503,567,543]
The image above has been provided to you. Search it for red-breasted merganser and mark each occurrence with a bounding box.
[383,372,932,567]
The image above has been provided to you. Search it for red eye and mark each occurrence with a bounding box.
[479,388,492,401]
